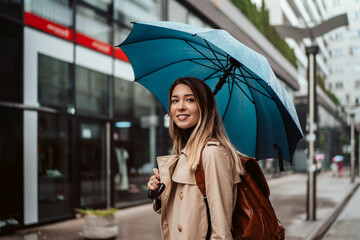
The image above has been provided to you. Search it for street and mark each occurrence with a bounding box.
[0,169,358,240]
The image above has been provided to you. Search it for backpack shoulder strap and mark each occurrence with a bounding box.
[195,144,207,195]
[195,144,212,240]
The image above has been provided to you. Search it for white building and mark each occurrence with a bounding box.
[256,0,349,169]
[323,0,360,123]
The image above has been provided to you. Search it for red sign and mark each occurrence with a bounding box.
[76,32,112,55]
[24,12,129,62]
[24,12,74,41]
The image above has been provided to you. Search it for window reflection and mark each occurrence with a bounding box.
[133,83,156,118]
[24,0,73,27]
[76,66,109,115]
[38,54,71,109]
[114,0,161,27]
[114,78,133,117]
[38,113,73,222]
[113,80,161,207]
[79,121,106,208]
[76,5,111,43]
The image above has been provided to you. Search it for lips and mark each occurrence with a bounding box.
[177,114,190,120]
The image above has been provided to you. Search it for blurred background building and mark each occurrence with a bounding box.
[259,0,355,171]
[323,0,360,122]
[0,0,354,229]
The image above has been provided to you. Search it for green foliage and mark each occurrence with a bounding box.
[230,0,298,68]
[317,74,341,106]
[77,208,117,216]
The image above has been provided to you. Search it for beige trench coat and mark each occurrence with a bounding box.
[153,141,241,240]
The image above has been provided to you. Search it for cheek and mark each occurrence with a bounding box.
[193,107,201,121]
[170,105,176,118]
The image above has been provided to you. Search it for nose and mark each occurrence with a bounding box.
[178,100,185,111]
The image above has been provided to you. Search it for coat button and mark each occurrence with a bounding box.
[179,192,184,200]
[177,224,182,232]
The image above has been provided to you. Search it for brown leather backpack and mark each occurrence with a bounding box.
[195,148,285,240]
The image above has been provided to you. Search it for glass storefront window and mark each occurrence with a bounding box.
[0,19,22,102]
[113,81,163,207]
[0,108,23,222]
[76,66,109,116]
[38,54,71,109]
[133,83,156,118]
[114,77,133,117]
[79,120,106,208]
[24,0,73,28]
[76,5,111,43]
[38,113,73,222]
[114,0,161,28]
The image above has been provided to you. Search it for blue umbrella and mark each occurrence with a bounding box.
[118,21,303,169]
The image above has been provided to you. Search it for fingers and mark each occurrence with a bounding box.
[153,168,160,180]
[147,171,161,191]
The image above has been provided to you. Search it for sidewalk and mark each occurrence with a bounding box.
[0,170,358,240]
[322,183,360,240]
[268,169,359,240]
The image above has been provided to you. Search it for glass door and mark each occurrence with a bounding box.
[78,119,108,208]
[38,113,73,222]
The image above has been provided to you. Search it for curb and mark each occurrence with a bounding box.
[305,182,360,240]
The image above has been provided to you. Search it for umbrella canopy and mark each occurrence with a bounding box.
[316,153,325,161]
[332,155,344,162]
[118,21,303,167]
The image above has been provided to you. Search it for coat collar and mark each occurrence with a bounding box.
[180,139,220,157]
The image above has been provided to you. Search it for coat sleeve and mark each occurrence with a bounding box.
[202,145,236,240]
[152,199,162,214]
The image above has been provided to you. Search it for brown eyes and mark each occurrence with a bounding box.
[171,98,195,104]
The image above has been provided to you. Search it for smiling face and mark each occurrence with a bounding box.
[170,84,201,129]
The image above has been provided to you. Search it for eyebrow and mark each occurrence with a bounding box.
[171,94,194,98]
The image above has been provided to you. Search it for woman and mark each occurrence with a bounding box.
[147,77,244,239]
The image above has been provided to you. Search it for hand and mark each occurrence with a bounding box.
[147,168,161,191]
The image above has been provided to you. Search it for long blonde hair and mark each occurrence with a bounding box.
[168,77,244,175]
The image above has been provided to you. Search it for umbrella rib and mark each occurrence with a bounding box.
[135,58,222,81]
[202,40,226,69]
[185,41,226,69]
[233,74,273,100]
[235,64,277,99]
[231,79,254,104]
[121,37,227,69]
[189,59,226,71]
[234,69,273,101]
[203,59,231,82]
[221,69,236,121]
[203,69,223,82]
[119,36,213,47]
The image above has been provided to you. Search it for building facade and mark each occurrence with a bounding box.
[258,0,349,170]
[1,0,303,227]
[324,0,360,123]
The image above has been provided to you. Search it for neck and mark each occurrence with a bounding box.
[180,126,195,144]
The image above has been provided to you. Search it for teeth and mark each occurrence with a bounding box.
[178,115,189,119]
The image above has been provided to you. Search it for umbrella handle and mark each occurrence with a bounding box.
[148,183,165,200]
